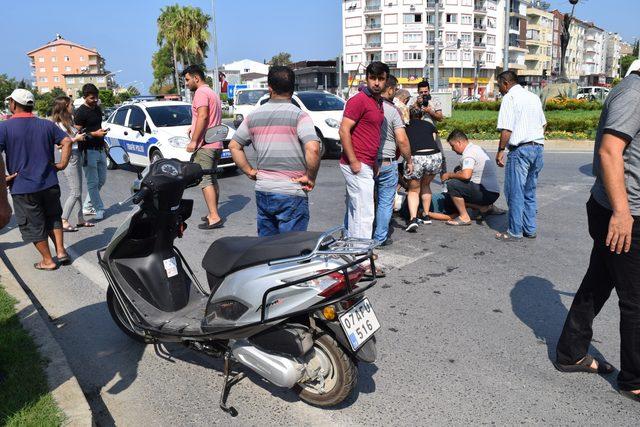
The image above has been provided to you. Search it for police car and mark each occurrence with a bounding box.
[102,100,235,170]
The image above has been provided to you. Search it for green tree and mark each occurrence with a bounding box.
[127,86,141,96]
[270,52,292,66]
[156,4,211,93]
[634,40,640,57]
[621,54,638,77]
[98,90,115,107]
[33,87,65,117]
[0,74,19,105]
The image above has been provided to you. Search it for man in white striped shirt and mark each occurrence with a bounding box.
[495,71,546,241]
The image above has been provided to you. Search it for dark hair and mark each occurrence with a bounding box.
[181,64,206,80]
[365,61,389,79]
[13,100,34,113]
[447,129,468,142]
[385,75,398,90]
[267,66,295,95]
[82,83,99,98]
[417,80,431,90]
[409,107,423,120]
[497,70,518,85]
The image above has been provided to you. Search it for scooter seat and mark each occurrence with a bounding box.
[202,231,324,278]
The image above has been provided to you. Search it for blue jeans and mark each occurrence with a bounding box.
[373,162,398,242]
[504,144,544,238]
[82,149,107,212]
[255,191,309,237]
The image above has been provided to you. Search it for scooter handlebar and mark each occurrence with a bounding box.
[132,187,150,204]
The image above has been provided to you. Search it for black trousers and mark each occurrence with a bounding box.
[556,197,640,391]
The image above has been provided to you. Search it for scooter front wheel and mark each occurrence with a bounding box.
[294,333,357,407]
[107,286,147,344]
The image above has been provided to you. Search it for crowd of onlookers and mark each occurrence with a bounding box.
[1,60,639,403]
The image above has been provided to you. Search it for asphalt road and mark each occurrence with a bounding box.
[1,149,639,425]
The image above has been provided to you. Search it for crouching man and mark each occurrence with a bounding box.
[441,130,504,226]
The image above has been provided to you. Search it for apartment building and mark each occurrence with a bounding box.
[550,9,562,77]
[582,23,606,78]
[604,33,622,79]
[506,0,527,71]
[27,34,110,96]
[519,4,552,86]
[343,0,505,96]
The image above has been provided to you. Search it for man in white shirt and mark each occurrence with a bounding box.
[495,71,546,241]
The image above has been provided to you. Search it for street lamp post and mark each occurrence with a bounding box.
[559,0,580,81]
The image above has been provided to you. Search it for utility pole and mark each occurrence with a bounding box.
[503,0,510,71]
[211,0,220,94]
[337,55,343,98]
[433,0,440,91]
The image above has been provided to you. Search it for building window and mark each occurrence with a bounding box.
[446,32,458,44]
[38,56,44,62]
[50,46,56,52]
[461,0,472,5]
[403,51,422,61]
[384,52,398,62]
[347,53,361,63]
[426,31,436,45]
[445,50,458,61]
[385,32,398,43]
[461,33,472,44]
[426,50,435,64]
[403,13,422,24]
[52,57,57,62]
[65,66,71,72]
[461,14,472,25]
[344,0,360,11]
[64,56,70,62]
[53,76,60,83]
[39,76,48,82]
[66,77,75,84]
[79,56,85,61]
[345,16,362,28]
[39,67,46,73]
[486,53,495,62]
[487,35,496,45]
[446,14,457,24]
[40,87,50,93]
[463,50,471,61]
[403,32,423,43]
[52,66,59,72]
[384,14,398,25]
[346,35,362,45]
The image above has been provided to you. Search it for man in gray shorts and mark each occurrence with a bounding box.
[441,130,502,226]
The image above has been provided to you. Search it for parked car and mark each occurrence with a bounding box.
[232,88,269,128]
[102,100,236,170]
[576,86,609,101]
[243,90,345,157]
[457,95,481,104]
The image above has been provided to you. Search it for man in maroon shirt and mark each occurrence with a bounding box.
[339,61,389,244]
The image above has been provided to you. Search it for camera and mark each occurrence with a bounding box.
[421,95,431,107]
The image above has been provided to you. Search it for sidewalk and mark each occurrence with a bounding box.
[470,139,594,152]
[0,258,93,426]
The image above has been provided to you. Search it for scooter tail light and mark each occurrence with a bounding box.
[318,267,365,298]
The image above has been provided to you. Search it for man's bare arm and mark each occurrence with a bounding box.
[338,117,360,173]
[228,140,257,179]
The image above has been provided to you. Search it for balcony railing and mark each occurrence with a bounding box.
[474,42,487,48]
[365,23,381,30]
[364,4,381,12]
[364,42,382,49]
[425,1,442,8]
[474,24,486,30]
[474,4,487,12]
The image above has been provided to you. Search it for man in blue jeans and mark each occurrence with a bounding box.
[374,75,412,246]
[495,71,546,241]
[229,66,320,236]
[74,84,109,221]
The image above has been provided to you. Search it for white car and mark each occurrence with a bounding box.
[102,101,235,170]
[247,91,345,157]
[576,86,610,101]
[232,88,269,128]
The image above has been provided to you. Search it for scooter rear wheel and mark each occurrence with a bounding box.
[294,333,357,407]
[107,287,147,344]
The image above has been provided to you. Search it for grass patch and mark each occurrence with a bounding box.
[0,285,64,426]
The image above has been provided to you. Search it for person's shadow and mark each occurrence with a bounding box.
[66,227,117,258]
[579,163,594,177]
[218,194,251,219]
[510,276,617,388]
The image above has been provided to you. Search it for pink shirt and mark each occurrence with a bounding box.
[190,85,222,149]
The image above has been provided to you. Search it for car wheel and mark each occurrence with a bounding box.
[150,149,163,164]
[106,154,117,170]
[315,129,327,158]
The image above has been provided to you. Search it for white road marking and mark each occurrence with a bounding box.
[376,251,434,270]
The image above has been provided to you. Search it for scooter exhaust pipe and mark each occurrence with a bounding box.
[230,340,305,388]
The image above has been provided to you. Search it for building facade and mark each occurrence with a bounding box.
[582,22,606,78]
[604,33,622,80]
[343,0,505,96]
[519,4,552,86]
[291,60,339,92]
[27,34,109,96]
[550,9,563,78]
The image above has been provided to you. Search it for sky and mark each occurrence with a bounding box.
[0,0,636,94]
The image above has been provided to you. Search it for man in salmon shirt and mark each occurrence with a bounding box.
[339,61,389,276]
[183,65,224,230]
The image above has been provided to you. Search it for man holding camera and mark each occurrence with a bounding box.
[414,80,443,126]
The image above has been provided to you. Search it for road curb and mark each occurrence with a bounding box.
[0,258,93,426]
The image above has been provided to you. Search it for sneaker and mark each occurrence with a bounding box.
[380,238,393,247]
[405,218,419,233]
[418,215,432,225]
[82,207,96,216]
[94,210,105,221]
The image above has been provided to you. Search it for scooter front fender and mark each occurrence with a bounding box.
[319,320,377,363]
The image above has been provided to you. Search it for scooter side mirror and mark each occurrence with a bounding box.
[204,125,229,144]
[108,146,130,165]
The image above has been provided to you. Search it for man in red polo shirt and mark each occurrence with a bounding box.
[339,61,389,240]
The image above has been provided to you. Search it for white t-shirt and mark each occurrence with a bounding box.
[460,143,500,193]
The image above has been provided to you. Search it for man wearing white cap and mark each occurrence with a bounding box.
[0,89,73,270]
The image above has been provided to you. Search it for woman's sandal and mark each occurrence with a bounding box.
[62,224,78,232]
[77,222,96,228]
[553,354,615,374]
[446,217,472,226]
[495,232,522,242]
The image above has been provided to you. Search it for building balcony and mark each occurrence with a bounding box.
[364,23,382,32]
[364,4,381,13]
[364,42,382,50]
[473,24,487,31]
[425,1,442,10]
[509,44,528,52]
[474,43,487,49]
[509,62,527,70]
[474,7,487,14]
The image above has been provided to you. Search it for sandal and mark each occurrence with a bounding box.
[57,254,72,266]
[553,354,614,374]
[34,262,58,271]
[77,222,95,228]
[495,232,522,242]
[363,267,385,280]
[62,224,78,232]
[446,217,472,226]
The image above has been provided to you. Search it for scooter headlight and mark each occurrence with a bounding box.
[168,136,190,148]
[208,300,249,321]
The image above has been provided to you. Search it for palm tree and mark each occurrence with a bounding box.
[157,5,211,92]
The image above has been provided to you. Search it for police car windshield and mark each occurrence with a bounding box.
[236,90,268,105]
[146,105,192,127]
[296,92,345,111]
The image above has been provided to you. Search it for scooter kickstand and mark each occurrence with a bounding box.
[219,352,245,417]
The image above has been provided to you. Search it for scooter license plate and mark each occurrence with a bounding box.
[339,298,380,351]
[221,150,231,159]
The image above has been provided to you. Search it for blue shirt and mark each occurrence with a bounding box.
[0,114,68,195]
